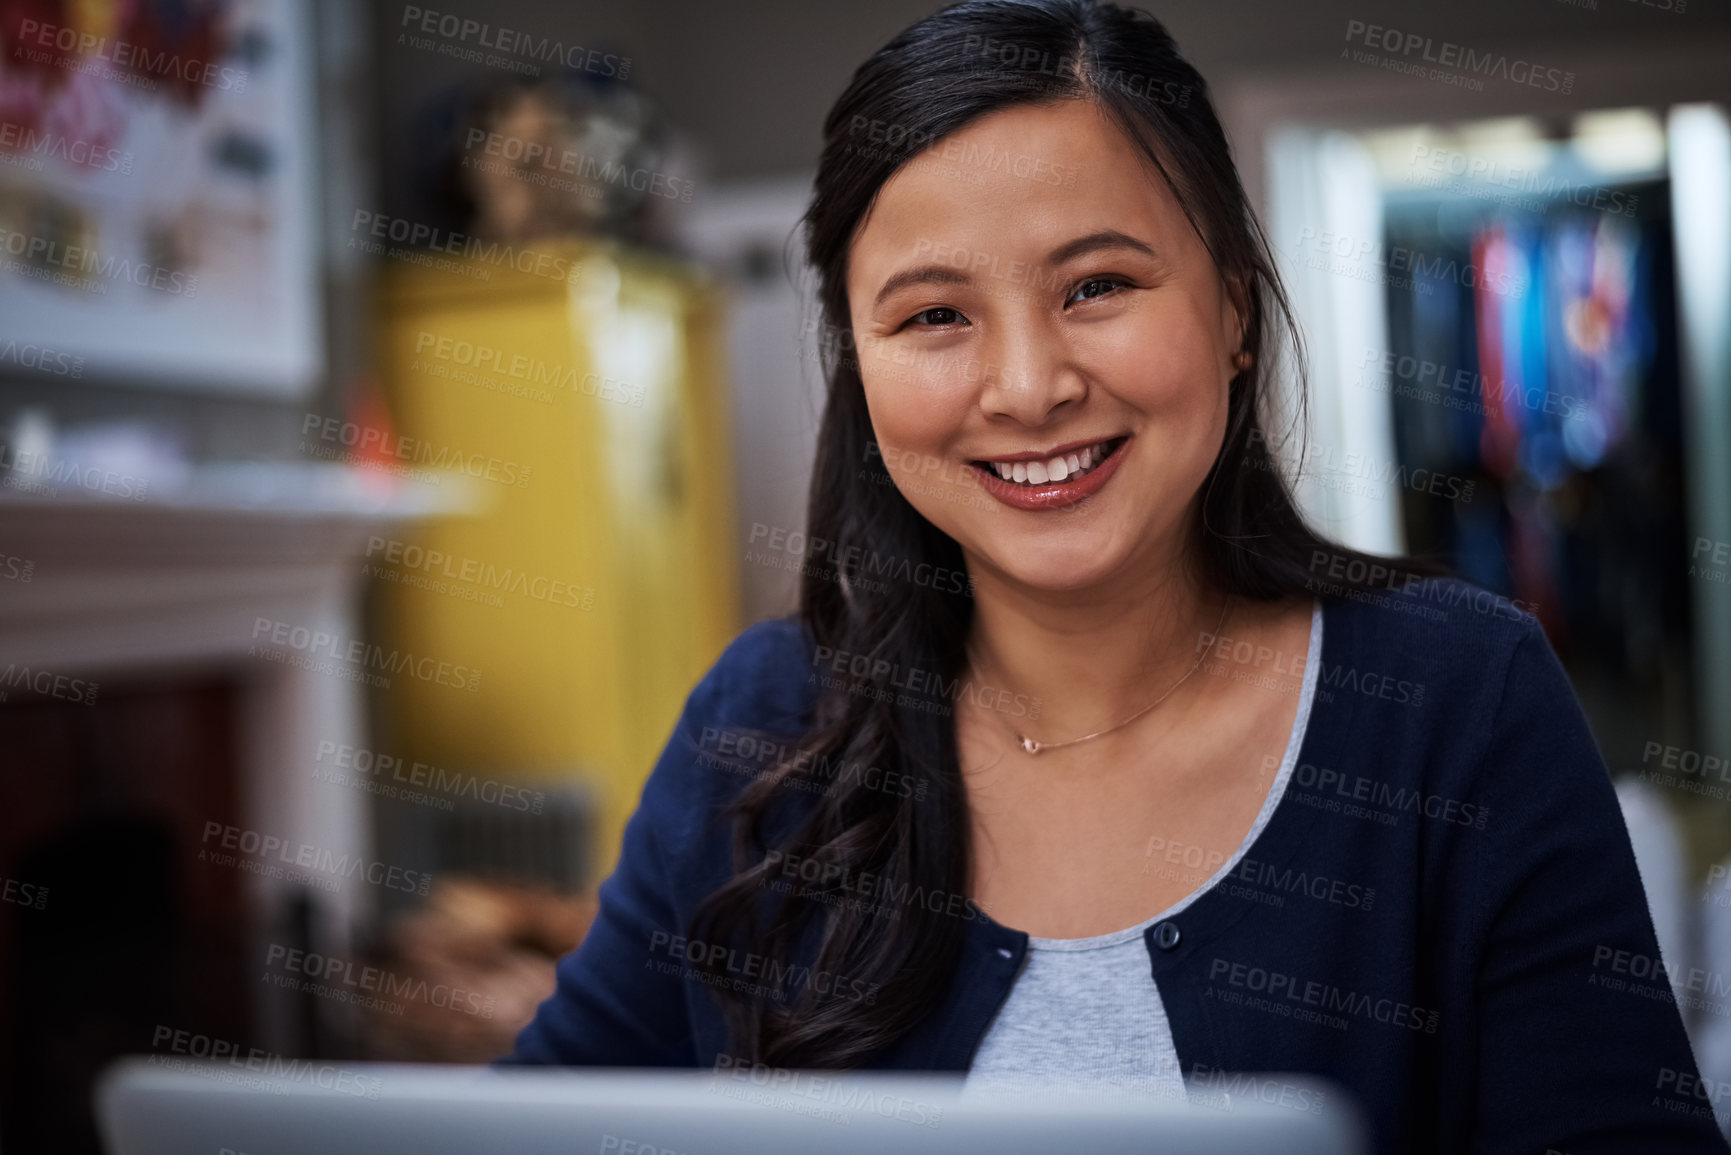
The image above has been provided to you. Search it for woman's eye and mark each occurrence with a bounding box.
[909,306,966,327]
[1069,277,1126,304]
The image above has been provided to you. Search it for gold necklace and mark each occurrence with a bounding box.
[997,594,1232,755]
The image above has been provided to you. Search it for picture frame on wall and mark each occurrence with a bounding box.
[0,0,323,397]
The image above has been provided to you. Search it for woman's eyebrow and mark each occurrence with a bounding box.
[871,230,1159,309]
[1047,229,1158,265]
[872,265,971,310]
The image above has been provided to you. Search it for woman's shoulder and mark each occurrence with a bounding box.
[1310,573,1590,797]
[631,616,819,852]
[1317,573,1544,681]
[656,616,820,792]
[685,614,818,735]
[1302,574,1560,767]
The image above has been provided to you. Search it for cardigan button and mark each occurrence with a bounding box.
[1153,921,1181,951]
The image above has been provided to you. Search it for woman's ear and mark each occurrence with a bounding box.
[1221,270,1251,363]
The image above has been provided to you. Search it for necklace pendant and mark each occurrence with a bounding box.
[1017,735,1042,755]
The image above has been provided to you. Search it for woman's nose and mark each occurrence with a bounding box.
[973,323,1086,424]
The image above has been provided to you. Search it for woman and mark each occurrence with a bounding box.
[505,1,1726,1150]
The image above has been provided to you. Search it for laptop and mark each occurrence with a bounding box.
[96,1057,1364,1154]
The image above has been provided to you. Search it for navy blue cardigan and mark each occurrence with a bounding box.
[504,578,1729,1154]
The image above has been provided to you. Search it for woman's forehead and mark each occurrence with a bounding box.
[846,102,1195,298]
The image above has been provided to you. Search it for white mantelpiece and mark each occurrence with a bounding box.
[0,463,474,1049]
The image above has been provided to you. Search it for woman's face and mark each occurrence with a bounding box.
[845,99,1243,596]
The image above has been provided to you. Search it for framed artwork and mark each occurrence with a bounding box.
[0,0,322,396]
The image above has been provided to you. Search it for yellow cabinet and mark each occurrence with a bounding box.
[372,238,739,880]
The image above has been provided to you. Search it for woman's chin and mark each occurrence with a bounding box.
[990,550,1128,596]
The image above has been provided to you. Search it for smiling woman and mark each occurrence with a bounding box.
[502,3,1727,1153]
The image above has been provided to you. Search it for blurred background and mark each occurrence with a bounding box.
[0,0,1728,1149]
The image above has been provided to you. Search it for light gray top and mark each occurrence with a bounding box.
[963,599,1324,1100]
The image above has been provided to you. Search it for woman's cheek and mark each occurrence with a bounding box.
[865,362,975,441]
[1090,294,1225,401]
[867,343,982,403]
[1098,329,1222,423]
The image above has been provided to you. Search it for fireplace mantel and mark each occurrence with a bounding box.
[0,463,471,672]
[0,463,473,1049]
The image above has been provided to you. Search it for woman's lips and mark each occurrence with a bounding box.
[972,436,1131,511]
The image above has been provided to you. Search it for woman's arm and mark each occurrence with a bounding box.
[497,619,809,1066]
[499,705,707,1066]
[1470,626,1729,1152]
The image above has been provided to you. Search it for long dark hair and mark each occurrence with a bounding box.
[688,0,1446,1068]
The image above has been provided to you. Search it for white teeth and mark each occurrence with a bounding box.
[988,439,1116,487]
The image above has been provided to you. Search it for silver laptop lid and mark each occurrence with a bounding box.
[96,1058,1364,1155]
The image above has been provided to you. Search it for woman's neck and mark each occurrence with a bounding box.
[960,543,1219,745]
